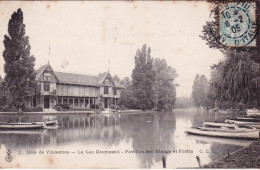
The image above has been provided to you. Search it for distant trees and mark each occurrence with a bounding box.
[132,44,155,110]
[2,9,36,111]
[175,97,193,108]
[192,74,209,109]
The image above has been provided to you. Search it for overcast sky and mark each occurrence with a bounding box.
[0,1,223,97]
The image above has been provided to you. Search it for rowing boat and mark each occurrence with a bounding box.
[0,123,44,130]
[203,121,235,128]
[33,120,58,125]
[247,109,260,116]
[186,134,253,147]
[197,126,256,133]
[0,120,58,126]
[186,127,259,139]
[225,118,260,125]
[233,117,260,122]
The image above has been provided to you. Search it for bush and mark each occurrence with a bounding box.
[23,106,32,112]
[55,106,62,111]
[119,105,126,110]
[31,105,43,112]
[90,104,99,109]
[54,103,70,110]
[2,105,16,112]
[109,104,116,110]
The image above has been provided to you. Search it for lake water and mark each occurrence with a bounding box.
[0,108,253,168]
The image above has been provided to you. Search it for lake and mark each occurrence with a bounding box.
[0,108,252,168]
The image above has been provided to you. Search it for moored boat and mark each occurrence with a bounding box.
[197,126,256,133]
[186,127,259,139]
[33,120,58,125]
[247,109,260,117]
[225,118,260,125]
[203,121,235,128]
[0,123,44,130]
[235,117,260,122]
[0,120,58,126]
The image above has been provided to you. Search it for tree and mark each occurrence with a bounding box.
[200,3,260,109]
[2,9,36,111]
[132,44,155,110]
[119,77,138,109]
[0,76,5,108]
[192,74,200,108]
[152,58,178,111]
[112,74,120,83]
[192,74,209,109]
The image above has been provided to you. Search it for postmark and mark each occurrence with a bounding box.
[219,2,257,47]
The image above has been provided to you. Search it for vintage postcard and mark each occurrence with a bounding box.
[0,1,259,169]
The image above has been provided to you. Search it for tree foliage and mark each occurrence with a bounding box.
[132,44,155,110]
[2,9,36,110]
[119,77,139,109]
[192,74,209,109]
[112,74,120,83]
[200,3,260,109]
[153,58,177,111]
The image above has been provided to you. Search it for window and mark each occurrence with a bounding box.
[113,88,117,95]
[44,83,50,91]
[104,87,109,94]
[43,73,51,81]
[104,79,110,86]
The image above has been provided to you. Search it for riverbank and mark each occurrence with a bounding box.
[0,109,148,115]
[204,140,260,168]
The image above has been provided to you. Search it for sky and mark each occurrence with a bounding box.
[0,1,224,97]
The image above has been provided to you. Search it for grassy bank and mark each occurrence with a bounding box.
[204,140,260,168]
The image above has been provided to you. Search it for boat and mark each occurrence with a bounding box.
[0,120,58,126]
[186,127,259,139]
[33,120,58,125]
[235,117,260,122]
[0,123,44,130]
[197,126,256,133]
[203,121,235,128]
[186,134,253,147]
[247,109,260,116]
[225,118,260,125]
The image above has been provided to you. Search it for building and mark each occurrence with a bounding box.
[34,63,124,109]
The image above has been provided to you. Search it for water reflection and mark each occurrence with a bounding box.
[0,109,250,168]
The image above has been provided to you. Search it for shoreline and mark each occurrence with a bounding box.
[204,140,260,168]
[0,109,152,116]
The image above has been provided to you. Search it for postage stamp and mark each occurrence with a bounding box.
[219,2,257,47]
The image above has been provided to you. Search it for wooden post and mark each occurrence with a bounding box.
[228,149,230,157]
[162,155,166,168]
[196,156,202,168]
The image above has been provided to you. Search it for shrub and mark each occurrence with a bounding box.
[31,105,43,112]
[119,105,126,110]
[23,106,32,112]
[55,106,62,111]
[2,105,11,112]
[110,104,116,110]
[90,104,99,109]
[2,105,16,112]
[54,103,70,110]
